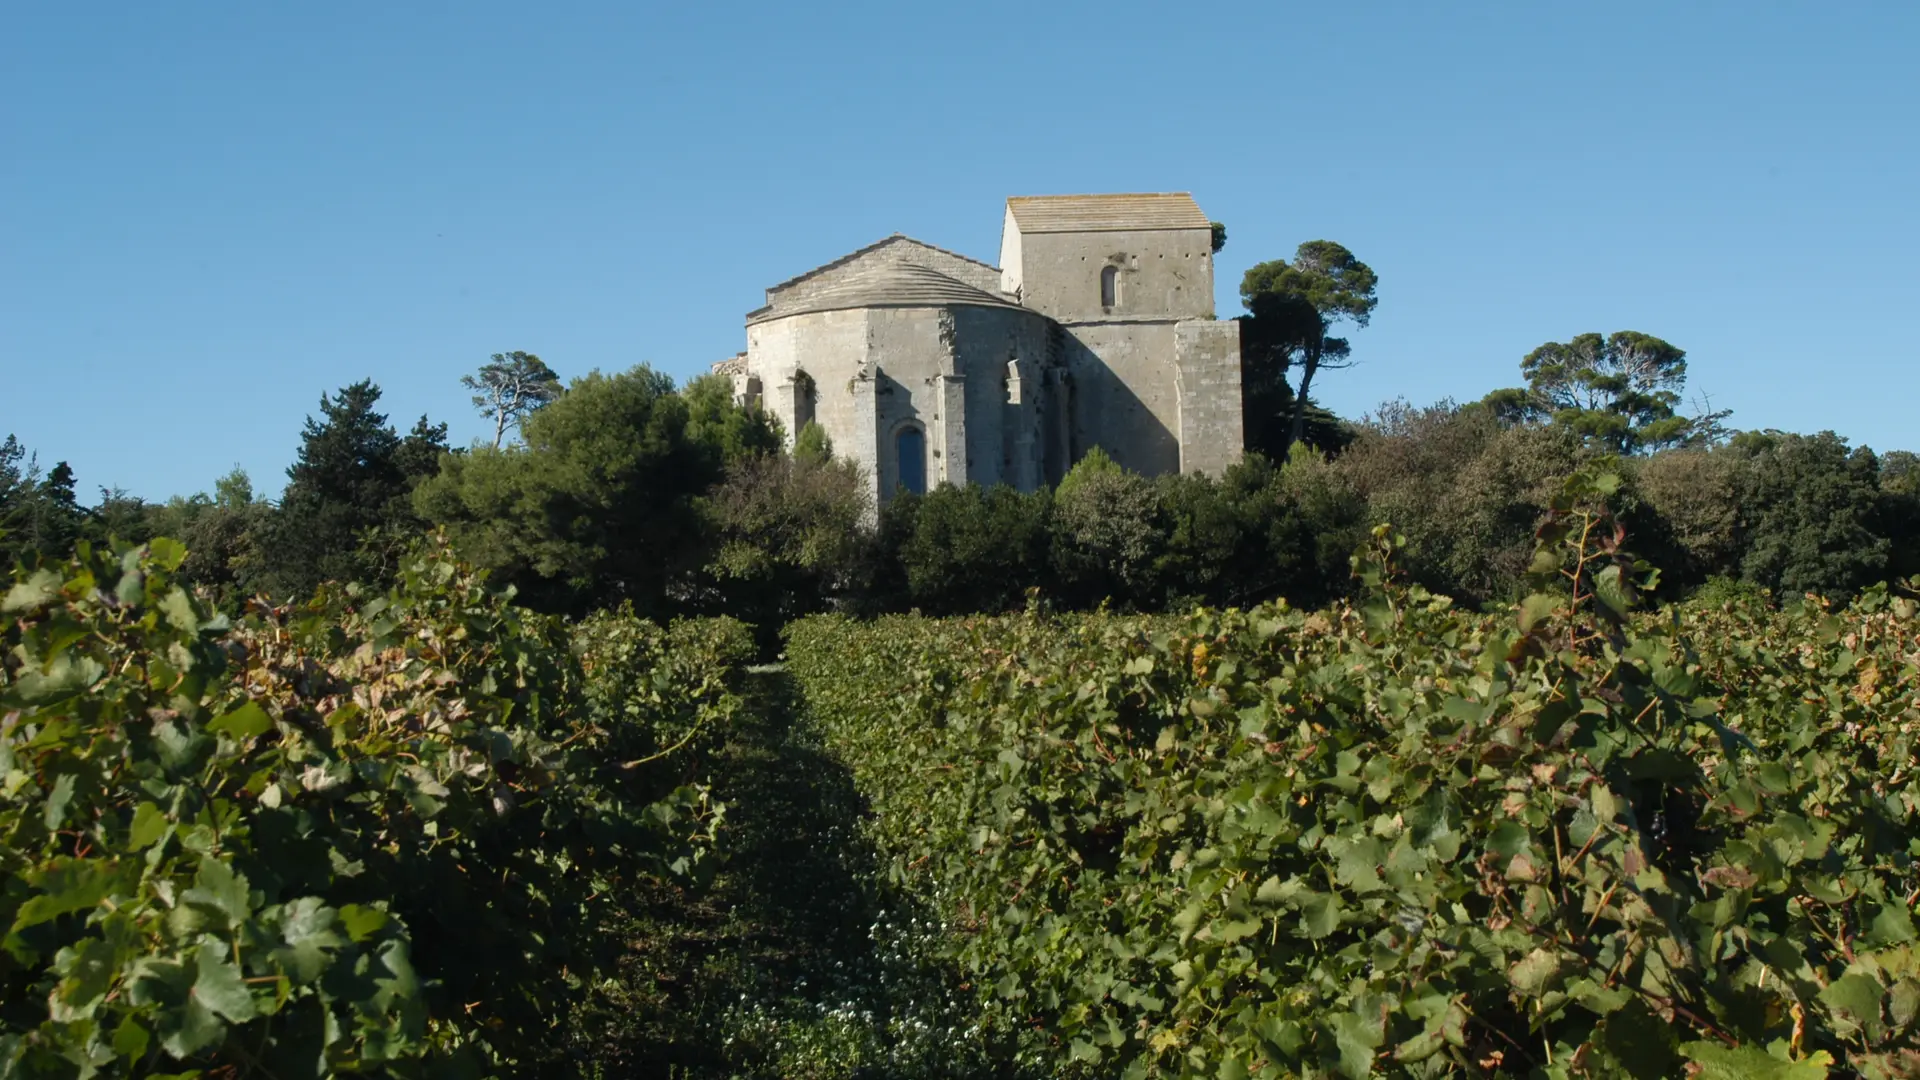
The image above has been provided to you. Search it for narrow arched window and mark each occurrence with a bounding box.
[1100,265,1119,308]
[792,369,816,431]
[896,427,926,495]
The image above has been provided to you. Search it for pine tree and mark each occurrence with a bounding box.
[395,415,451,484]
[262,381,439,598]
[24,461,85,560]
[0,435,33,564]
[0,439,87,564]
[462,351,562,448]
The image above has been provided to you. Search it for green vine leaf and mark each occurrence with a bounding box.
[1679,1042,1833,1079]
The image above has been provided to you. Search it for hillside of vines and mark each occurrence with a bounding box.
[0,535,755,1075]
[5,453,1919,1078]
[789,466,1920,1078]
[8,458,1920,1078]
[9,12,1919,1075]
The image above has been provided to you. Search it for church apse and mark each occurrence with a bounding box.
[722,193,1240,505]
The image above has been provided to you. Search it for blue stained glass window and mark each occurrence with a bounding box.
[896,427,926,494]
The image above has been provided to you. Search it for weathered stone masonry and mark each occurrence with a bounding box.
[717,193,1244,507]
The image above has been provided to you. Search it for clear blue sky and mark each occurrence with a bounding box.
[4,3,1915,501]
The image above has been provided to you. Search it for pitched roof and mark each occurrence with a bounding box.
[765,233,1000,296]
[749,263,1026,324]
[1005,193,1210,234]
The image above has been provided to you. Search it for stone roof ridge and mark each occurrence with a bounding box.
[906,236,1002,275]
[1005,192,1211,234]
[765,233,999,296]
[830,261,996,298]
[749,261,1026,324]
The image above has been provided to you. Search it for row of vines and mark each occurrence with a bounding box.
[787,468,1920,1078]
[0,535,753,1076]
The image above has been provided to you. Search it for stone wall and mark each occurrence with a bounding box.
[997,207,1025,299]
[1005,227,1215,324]
[1174,320,1245,476]
[1060,321,1183,477]
[744,301,1061,506]
[743,308,878,497]
[950,305,1055,489]
[864,307,948,494]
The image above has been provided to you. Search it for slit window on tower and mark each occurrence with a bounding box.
[1100,265,1119,308]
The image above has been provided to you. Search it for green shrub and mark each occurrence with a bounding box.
[1731,431,1893,601]
[891,485,1052,616]
[1052,450,1164,610]
[702,452,872,646]
[1687,574,1773,610]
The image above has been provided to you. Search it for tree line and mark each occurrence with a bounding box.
[5,246,1916,636]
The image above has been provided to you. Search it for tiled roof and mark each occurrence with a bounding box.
[1005,193,1210,234]
[766,234,1000,295]
[749,263,1026,324]
[710,353,747,375]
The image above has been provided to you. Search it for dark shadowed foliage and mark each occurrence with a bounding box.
[415,365,778,618]
[703,450,871,646]
[259,381,446,600]
[1731,430,1892,599]
[886,484,1052,616]
[1331,400,1582,606]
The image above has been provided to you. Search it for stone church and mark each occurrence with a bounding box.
[714,193,1243,505]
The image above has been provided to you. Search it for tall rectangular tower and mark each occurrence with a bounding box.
[998,193,1242,477]
[999,193,1216,321]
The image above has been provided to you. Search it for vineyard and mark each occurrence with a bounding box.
[0,536,752,1075]
[789,470,1920,1078]
[4,464,1920,1077]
